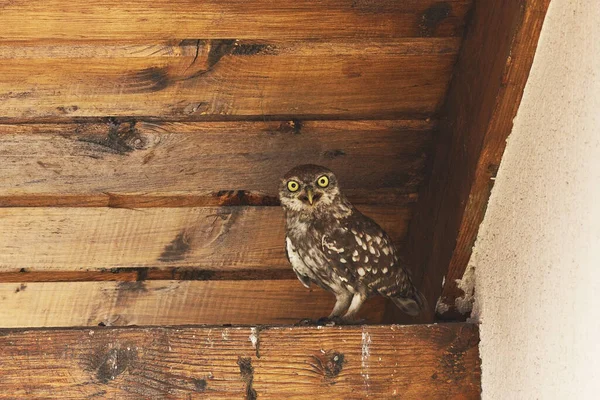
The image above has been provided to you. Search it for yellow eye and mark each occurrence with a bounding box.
[287,180,300,192]
[317,175,329,188]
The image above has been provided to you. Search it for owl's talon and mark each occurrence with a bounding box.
[295,317,338,326]
[296,318,316,326]
[316,317,335,326]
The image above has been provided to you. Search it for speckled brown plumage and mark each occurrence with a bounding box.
[279,164,425,321]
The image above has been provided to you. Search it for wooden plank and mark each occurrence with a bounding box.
[0,268,297,283]
[0,120,431,205]
[0,39,459,119]
[0,280,387,327]
[0,205,410,271]
[0,191,418,208]
[406,0,551,320]
[0,324,481,399]
[0,0,472,40]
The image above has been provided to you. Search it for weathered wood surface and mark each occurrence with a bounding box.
[0,205,410,271]
[0,324,481,399]
[0,0,471,40]
[0,120,431,205]
[407,0,551,320]
[0,268,296,283]
[0,39,459,119]
[0,280,386,327]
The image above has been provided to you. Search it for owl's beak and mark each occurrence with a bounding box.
[306,188,315,205]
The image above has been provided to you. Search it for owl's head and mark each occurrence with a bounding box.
[279,164,343,213]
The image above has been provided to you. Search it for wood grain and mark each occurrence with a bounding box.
[0,324,481,399]
[406,0,551,320]
[0,205,410,271]
[0,120,431,205]
[0,280,387,327]
[0,268,297,283]
[0,0,472,40]
[0,39,459,119]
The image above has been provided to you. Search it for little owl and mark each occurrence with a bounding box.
[279,164,426,322]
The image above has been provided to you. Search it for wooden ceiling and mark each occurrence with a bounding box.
[0,0,549,326]
[0,1,553,398]
[0,0,469,119]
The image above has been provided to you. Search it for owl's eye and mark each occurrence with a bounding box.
[287,180,300,192]
[317,175,329,188]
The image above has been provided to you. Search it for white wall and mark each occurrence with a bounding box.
[471,0,600,398]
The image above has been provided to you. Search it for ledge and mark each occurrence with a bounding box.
[0,323,480,399]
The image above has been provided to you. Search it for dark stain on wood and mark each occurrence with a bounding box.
[192,378,207,392]
[127,40,277,92]
[116,280,147,294]
[83,343,138,384]
[420,2,452,37]
[237,356,257,400]
[127,67,172,93]
[278,119,303,135]
[440,324,479,382]
[136,268,149,282]
[159,232,192,262]
[207,39,237,70]
[171,268,216,281]
[115,268,151,296]
[56,105,79,114]
[324,149,347,159]
[232,43,276,56]
[215,190,280,206]
[178,39,200,47]
[77,119,147,156]
[310,350,345,381]
[0,267,297,283]
[104,267,137,274]
[14,283,27,293]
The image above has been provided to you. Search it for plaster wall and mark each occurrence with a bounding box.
[471,0,600,398]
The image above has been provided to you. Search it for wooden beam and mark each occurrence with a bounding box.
[0,205,410,271]
[0,120,431,205]
[0,324,481,399]
[0,191,418,208]
[0,0,471,40]
[406,0,551,320]
[0,268,297,283]
[0,39,458,119]
[0,280,387,327]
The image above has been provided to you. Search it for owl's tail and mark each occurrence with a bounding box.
[390,289,428,316]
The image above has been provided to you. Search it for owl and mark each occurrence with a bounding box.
[279,164,426,322]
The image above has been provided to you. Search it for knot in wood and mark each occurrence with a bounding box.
[83,342,138,384]
[311,350,345,380]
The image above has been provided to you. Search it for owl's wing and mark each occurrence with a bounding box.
[321,215,426,315]
[323,215,419,294]
[321,216,398,284]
